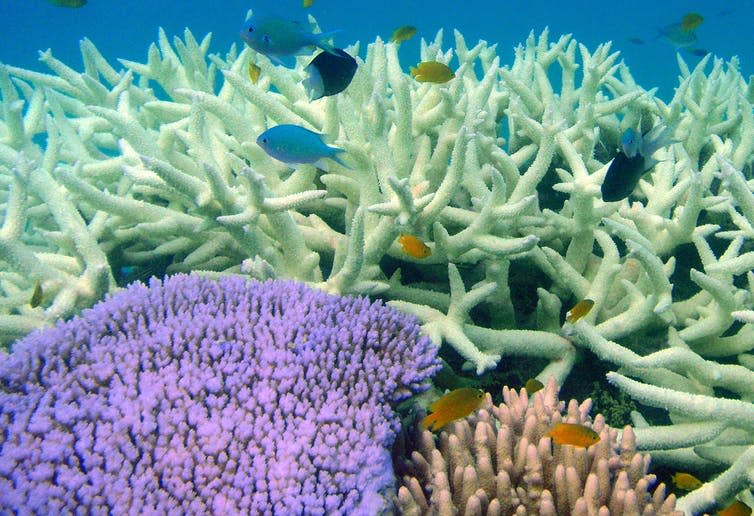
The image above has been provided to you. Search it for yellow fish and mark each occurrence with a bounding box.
[303,0,314,7]
[566,298,594,323]
[671,472,703,491]
[410,61,455,84]
[524,378,544,394]
[717,500,751,516]
[680,12,704,32]
[47,0,86,6]
[420,387,485,431]
[30,281,43,308]
[398,234,431,259]
[248,62,262,84]
[547,422,600,447]
[390,25,417,44]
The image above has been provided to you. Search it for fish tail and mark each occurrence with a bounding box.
[327,146,351,169]
[314,29,343,55]
[303,67,324,101]
[420,413,438,431]
[641,123,676,158]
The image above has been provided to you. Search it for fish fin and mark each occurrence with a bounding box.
[327,147,351,169]
[420,413,437,431]
[431,418,448,431]
[310,159,332,172]
[314,29,343,55]
[330,155,350,169]
[641,122,676,157]
[271,54,298,68]
[303,67,325,101]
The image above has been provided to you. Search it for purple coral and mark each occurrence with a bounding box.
[0,274,439,514]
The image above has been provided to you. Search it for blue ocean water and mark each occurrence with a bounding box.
[1,0,751,102]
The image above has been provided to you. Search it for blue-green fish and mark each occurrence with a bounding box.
[29,281,43,308]
[620,127,642,158]
[601,124,674,202]
[240,16,340,66]
[257,125,347,167]
[658,22,697,49]
[48,0,86,6]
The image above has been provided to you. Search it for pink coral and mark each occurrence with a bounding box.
[394,379,681,515]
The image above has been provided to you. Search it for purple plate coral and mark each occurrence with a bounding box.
[0,274,440,514]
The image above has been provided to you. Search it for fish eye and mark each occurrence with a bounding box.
[247,27,254,33]
[261,138,267,143]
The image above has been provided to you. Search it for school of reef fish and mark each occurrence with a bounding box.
[1,4,754,515]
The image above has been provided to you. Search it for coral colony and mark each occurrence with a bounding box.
[0,274,439,512]
[395,380,682,514]
[0,14,753,514]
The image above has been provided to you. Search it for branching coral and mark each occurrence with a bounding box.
[393,379,681,515]
[0,19,753,511]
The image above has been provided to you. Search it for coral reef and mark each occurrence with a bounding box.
[0,274,439,513]
[0,18,753,511]
[394,379,681,515]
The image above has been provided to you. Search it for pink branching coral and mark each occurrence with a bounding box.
[394,379,681,515]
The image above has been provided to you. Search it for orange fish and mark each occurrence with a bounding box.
[524,378,544,394]
[566,298,594,323]
[680,12,704,32]
[671,472,703,491]
[718,500,751,516]
[248,62,261,84]
[547,422,600,447]
[390,25,417,44]
[410,61,455,84]
[420,387,485,431]
[398,234,431,259]
[29,281,43,308]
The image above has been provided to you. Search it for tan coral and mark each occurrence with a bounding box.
[395,379,681,515]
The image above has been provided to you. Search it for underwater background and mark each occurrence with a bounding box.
[1,0,752,103]
[1,1,754,513]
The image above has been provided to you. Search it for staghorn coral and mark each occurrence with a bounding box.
[0,18,753,510]
[394,379,681,515]
[0,273,440,513]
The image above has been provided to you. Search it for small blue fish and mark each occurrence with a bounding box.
[621,128,641,158]
[601,123,674,202]
[658,22,697,49]
[257,124,347,167]
[47,0,86,6]
[240,16,340,66]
